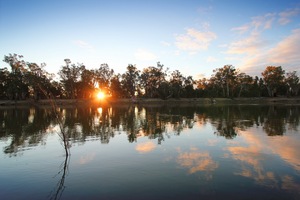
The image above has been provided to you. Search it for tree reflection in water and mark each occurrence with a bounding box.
[0,105,299,155]
[0,104,299,199]
[0,108,56,156]
[48,154,70,200]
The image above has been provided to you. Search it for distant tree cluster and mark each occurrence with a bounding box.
[0,53,299,100]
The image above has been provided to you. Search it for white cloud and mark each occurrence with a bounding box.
[174,50,180,56]
[134,49,157,61]
[161,41,171,46]
[228,6,300,75]
[175,28,217,54]
[201,22,211,30]
[218,44,228,48]
[73,40,94,51]
[239,29,300,74]
[232,13,276,35]
[267,28,300,65]
[278,8,300,25]
[232,7,300,36]
[225,56,240,61]
[206,56,218,63]
[251,13,275,31]
[231,25,250,34]
[195,73,206,79]
[226,33,267,55]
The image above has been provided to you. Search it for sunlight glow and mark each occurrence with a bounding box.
[96,91,105,100]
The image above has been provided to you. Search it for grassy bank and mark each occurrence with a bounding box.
[1,97,300,108]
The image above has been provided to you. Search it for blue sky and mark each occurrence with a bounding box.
[1,0,299,78]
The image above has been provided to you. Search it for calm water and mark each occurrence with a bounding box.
[0,104,300,200]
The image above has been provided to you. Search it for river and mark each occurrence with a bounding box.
[0,104,299,199]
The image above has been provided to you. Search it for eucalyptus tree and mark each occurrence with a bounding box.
[95,63,114,96]
[157,81,171,99]
[3,54,26,73]
[3,54,28,100]
[196,77,221,97]
[183,75,195,98]
[250,76,264,97]
[236,73,253,97]
[0,68,9,99]
[111,74,124,98]
[26,62,54,100]
[285,71,299,96]
[211,65,238,98]
[261,66,285,97]
[196,77,208,97]
[58,59,84,99]
[257,77,267,97]
[3,54,59,100]
[169,70,184,98]
[140,62,167,98]
[77,68,96,99]
[48,80,63,98]
[209,75,223,97]
[121,64,140,98]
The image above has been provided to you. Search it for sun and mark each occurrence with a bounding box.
[96,91,105,99]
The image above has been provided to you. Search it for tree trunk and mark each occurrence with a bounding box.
[238,86,243,98]
[266,86,273,97]
[226,81,230,97]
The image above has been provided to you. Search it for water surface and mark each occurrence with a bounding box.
[0,105,300,199]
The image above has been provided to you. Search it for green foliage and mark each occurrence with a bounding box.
[1,53,299,100]
[2,54,60,100]
[140,62,167,98]
[58,60,85,99]
[285,71,300,96]
[262,66,285,97]
[121,64,140,98]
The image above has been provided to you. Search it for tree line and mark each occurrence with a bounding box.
[0,53,299,100]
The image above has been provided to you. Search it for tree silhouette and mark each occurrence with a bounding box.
[1,53,299,100]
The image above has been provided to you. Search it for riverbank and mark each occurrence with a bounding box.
[1,97,300,108]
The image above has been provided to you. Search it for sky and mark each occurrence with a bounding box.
[0,0,300,79]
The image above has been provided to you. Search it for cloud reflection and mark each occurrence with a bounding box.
[136,141,156,153]
[177,148,218,175]
[268,136,300,171]
[79,152,96,165]
[227,128,300,192]
[281,175,300,194]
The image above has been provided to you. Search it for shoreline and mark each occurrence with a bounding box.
[1,97,300,108]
